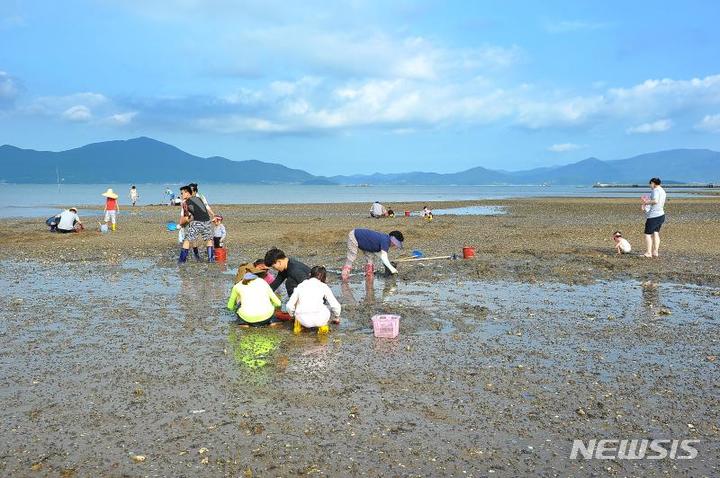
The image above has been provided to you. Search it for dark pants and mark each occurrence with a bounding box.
[235,314,279,327]
[213,237,222,248]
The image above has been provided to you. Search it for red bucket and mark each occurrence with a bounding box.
[462,246,475,259]
[215,247,227,262]
[404,210,411,217]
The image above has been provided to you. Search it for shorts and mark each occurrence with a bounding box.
[187,220,213,242]
[344,229,376,269]
[213,237,222,248]
[104,210,117,224]
[644,215,665,234]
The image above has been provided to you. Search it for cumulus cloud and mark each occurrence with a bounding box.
[626,119,672,134]
[27,92,108,116]
[548,143,583,152]
[695,114,720,133]
[515,75,720,129]
[104,112,138,126]
[62,105,92,122]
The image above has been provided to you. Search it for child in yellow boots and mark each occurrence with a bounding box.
[286,266,341,335]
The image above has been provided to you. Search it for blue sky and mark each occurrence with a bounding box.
[1,1,719,175]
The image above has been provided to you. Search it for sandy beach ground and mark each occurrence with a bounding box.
[0,197,718,476]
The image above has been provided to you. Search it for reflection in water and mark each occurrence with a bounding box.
[340,282,357,306]
[227,327,282,369]
[178,267,230,329]
[641,281,661,318]
[340,276,397,305]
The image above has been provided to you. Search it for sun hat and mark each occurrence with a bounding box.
[389,230,404,249]
[235,262,269,283]
[101,188,119,199]
[69,207,78,213]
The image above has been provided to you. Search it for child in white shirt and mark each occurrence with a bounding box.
[287,266,341,334]
[213,215,226,248]
[613,231,632,254]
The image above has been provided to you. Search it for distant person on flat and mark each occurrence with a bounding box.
[370,201,388,218]
[641,177,666,258]
[129,185,139,206]
[54,207,83,233]
[612,231,631,255]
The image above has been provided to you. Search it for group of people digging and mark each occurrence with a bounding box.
[227,229,404,334]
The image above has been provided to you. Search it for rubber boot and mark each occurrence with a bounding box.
[207,246,215,262]
[364,263,375,277]
[178,248,189,263]
[341,266,351,282]
[293,319,302,335]
[111,223,116,231]
[317,325,330,335]
[193,247,201,261]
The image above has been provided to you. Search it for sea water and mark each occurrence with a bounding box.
[0,183,709,218]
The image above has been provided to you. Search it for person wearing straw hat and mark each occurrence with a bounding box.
[227,264,283,327]
[101,188,120,231]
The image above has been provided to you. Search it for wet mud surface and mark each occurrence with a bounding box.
[0,198,719,476]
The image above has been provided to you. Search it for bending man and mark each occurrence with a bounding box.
[342,229,403,281]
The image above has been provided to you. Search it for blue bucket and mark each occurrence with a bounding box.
[166,221,177,231]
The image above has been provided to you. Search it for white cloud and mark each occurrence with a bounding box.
[0,71,20,105]
[27,92,108,116]
[695,114,720,133]
[515,75,720,129]
[548,143,583,152]
[626,119,672,134]
[62,105,92,122]
[104,112,138,126]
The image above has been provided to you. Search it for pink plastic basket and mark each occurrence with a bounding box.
[371,314,400,338]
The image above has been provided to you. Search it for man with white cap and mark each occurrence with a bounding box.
[56,207,83,233]
[341,229,404,281]
[101,188,119,231]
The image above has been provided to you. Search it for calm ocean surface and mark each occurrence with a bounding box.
[0,183,702,218]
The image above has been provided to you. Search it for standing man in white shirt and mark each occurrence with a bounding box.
[641,177,666,258]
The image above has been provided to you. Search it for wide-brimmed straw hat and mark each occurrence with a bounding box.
[101,188,119,199]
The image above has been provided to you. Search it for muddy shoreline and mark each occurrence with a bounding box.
[0,197,718,476]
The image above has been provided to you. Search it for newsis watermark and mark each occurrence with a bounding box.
[570,439,699,460]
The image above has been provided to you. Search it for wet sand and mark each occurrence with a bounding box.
[0,197,718,476]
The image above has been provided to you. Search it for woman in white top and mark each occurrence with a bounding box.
[287,266,341,331]
[641,177,667,258]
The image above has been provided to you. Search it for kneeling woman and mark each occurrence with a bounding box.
[227,266,282,327]
[286,266,341,334]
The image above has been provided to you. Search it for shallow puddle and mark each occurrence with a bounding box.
[431,205,507,216]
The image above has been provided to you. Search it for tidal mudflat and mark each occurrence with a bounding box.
[1,197,718,476]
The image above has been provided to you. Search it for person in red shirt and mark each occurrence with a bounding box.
[102,188,120,231]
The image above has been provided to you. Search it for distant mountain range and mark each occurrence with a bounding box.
[1,137,719,185]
